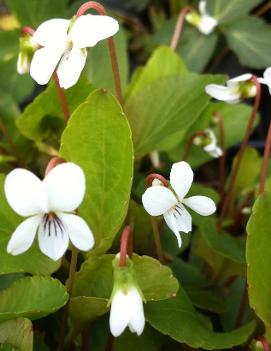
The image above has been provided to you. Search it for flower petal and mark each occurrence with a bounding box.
[142,186,178,216]
[204,144,222,158]
[262,67,271,94]
[227,73,252,86]
[30,46,65,85]
[199,0,207,15]
[183,196,216,216]
[5,169,47,216]
[164,204,192,235]
[58,213,94,251]
[205,84,240,103]
[57,47,87,89]
[198,16,217,35]
[43,162,86,213]
[7,215,42,255]
[128,288,145,336]
[170,161,194,200]
[110,289,131,337]
[32,19,69,46]
[38,216,69,261]
[69,14,119,48]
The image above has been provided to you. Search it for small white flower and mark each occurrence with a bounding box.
[110,286,145,337]
[194,129,222,158]
[5,162,94,261]
[185,0,217,35]
[205,74,256,104]
[142,161,216,247]
[30,15,119,89]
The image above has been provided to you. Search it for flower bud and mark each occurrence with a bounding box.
[17,35,38,75]
[109,254,145,337]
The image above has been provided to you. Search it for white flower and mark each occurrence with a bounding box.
[30,15,119,89]
[142,161,216,247]
[110,286,145,337]
[185,0,217,35]
[194,129,223,158]
[205,74,256,104]
[5,162,94,261]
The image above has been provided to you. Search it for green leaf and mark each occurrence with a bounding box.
[231,147,261,198]
[73,254,178,301]
[186,289,226,313]
[0,174,60,275]
[224,16,271,69]
[125,74,225,158]
[60,89,133,254]
[207,0,264,24]
[132,255,179,301]
[86,27,128,94]
[0,276,68,322]
[5,0,68,27]
[0,318,33,351]
[169,258,210,289]
[152,19,218,72]
[70,297,109,322]
[200,219,246,265]
[0,58,34,103]
[17,76,95,142]
[126,45,187,99]
[146,289,256,349]
[169,102,256,167]
[192,231,245,279]
[247,190,271,327]
[0,29,19,61]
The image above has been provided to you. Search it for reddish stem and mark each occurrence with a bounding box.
[21,26,34,37]
[235,285,248,328]
[213,112,226,198]
[76,1,123,104]
[182,131,206,161]
[146,173,169,188]
[217,76,261,230]
[170,6,193,50]
[119,226,133,267]
[259,121,271,194]
[258,336,270,351]
[53,72,70,124]
[45,156,66,176]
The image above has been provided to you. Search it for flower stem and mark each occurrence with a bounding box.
[235,284,247,328]
[76,1,123,104]
[217,76,261,230]
[58,246,79,351]
[53,72,70,124]
[170,6,193,50]
[0,120,22,165]
[119,225,133,267]
[213,112,226,198]
[45,156,65,176]
[146,173,169,188]
[150,217,165,264]
[254,0,271,17]
[182,131,206,161]
[259,121,271,194]
[258,336,270,351]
